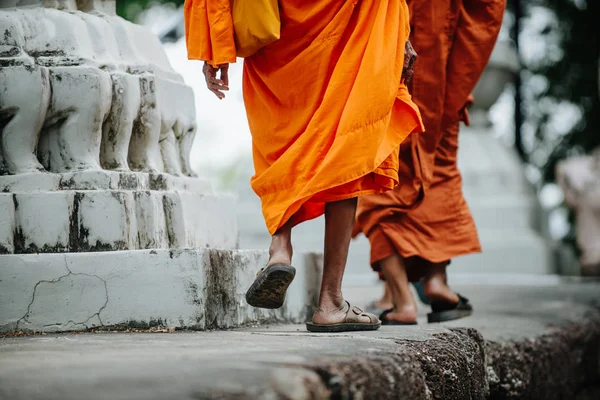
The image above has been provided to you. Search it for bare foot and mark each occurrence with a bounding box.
[382,304,418,324]
[423,276,459,304]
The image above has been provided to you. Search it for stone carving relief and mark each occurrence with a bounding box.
[0,1,238,254]
[0,0,195,177]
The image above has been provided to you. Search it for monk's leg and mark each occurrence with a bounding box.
[268,219,293,266]
[365,274,393,313]
[380,254,418,323]
[312,198,374,325]
[422,262,459,304]
[378,280,393,309]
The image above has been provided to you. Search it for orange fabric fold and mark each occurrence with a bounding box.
[184,0,236,65]
[354,0,505,276]
[185,0,423,234]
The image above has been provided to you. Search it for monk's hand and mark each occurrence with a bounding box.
[459,95,475,126]
[402,39,417,88]
[203,62,229,100]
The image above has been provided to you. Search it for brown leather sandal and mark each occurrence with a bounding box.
[245,263,296,309]
[306,301,382,333]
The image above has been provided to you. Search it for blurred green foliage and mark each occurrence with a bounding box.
[513,0,599,180]
[116,0,184,22]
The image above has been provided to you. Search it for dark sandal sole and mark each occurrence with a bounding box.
[427,294,473,323]
[427,308,472,323]
[382,320,418,326]
[245,263,296,309]
[305,322,381,333]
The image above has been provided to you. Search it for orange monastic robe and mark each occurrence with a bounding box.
[185,0,423,234]
[354,0,505,278]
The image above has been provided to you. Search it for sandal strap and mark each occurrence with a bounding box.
[344,301,375,323]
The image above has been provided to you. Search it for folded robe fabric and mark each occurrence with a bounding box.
[185,0,423,234]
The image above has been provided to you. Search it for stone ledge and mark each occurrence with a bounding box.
[0,249,321,333]
[0,190,238,254]
[0,171,212,193]
[1,313,599,400]
[303,316,600,400]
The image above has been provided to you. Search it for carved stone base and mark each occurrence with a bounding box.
[0,249,322,333]
[0,171,212,193]
[0,172,237,254]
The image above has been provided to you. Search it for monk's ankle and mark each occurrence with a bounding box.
[388,303,418,321]
[316,291,344,313]
[423,279,459,304]
[268,237,293,266]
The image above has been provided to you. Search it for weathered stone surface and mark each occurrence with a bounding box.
[486,316,600,400]
[2,307,599,400]
[77,190,137,251]
[133,190,168,249]
[1,180,236,254]
[399,328,488,400]
[58,170,121,190]
[0,249,321,333]
[163,192,239,250]
[204,250,321,328]
[0,250,205,332]
[0,193,15,254]
[13,191,75,253]
[0,1,219,256]
[0,172,61,192]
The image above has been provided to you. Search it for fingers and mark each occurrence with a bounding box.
[209,88,226,100]
[208,76,229,90]
[206,76,226,99]
[203,62,230,99]
[219,64,230,87]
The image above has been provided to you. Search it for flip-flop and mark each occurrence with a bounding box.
[245,263,296,309]
[427,293,473,323]
[379,309,418,326]
[306,301,381,333]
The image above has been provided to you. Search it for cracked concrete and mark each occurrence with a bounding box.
[16,259,110,331]
[0,248,317,333]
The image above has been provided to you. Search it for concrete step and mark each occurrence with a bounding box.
[0,249,322,333]
[466,194,541,231]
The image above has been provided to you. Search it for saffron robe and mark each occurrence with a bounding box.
[184,0,423,234]
[354,0,506,277]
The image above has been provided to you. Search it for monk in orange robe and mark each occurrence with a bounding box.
[184,0,423,332]
[354,0,506,324]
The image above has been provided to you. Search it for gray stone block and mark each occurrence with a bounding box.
[0,173,60,193]
[133,191,168,249]
[0,194,15,254]
[13,191,75,253]
[76,190,138,251]
[163,192,238,250]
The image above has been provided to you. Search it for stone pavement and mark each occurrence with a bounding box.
[1,281,600,400]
